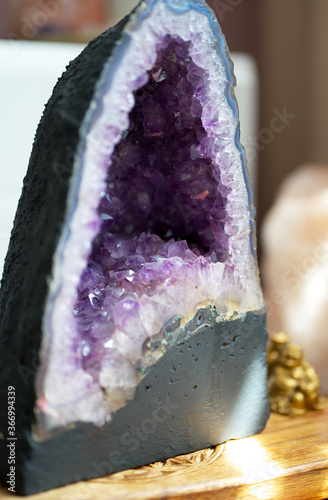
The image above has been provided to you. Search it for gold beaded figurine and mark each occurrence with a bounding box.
[268,332,326,415]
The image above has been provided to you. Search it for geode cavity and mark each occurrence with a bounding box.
[0,0,269,495]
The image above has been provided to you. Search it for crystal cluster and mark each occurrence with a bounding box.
[38,1,264,430]
[74,39,230,398]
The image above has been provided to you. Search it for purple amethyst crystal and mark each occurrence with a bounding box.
[1,5,269,493]
[76,39,228,389]
[34,0,265,431]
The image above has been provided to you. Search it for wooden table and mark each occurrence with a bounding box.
[1,405,328,499]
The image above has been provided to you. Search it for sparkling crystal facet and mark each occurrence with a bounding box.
[74,39,231,389]
[36,0,264,430]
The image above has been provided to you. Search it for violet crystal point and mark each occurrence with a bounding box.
[0,0,270,494]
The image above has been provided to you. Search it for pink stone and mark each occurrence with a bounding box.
[262,164,328,394]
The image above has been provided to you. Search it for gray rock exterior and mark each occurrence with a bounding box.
[2,308,269,495]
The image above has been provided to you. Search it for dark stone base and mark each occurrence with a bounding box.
[0,308,269,495]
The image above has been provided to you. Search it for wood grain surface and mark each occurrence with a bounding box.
[1,404,328,499]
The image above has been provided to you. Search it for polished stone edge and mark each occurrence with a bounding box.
[0,308,269,495]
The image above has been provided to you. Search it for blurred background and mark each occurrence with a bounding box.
[1,1,328,390]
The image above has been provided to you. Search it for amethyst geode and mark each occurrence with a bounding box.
[0,0,269,494]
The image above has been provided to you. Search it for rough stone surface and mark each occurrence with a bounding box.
[0,0,268,494]
[15,309,269,496]
[0,12,133,488]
